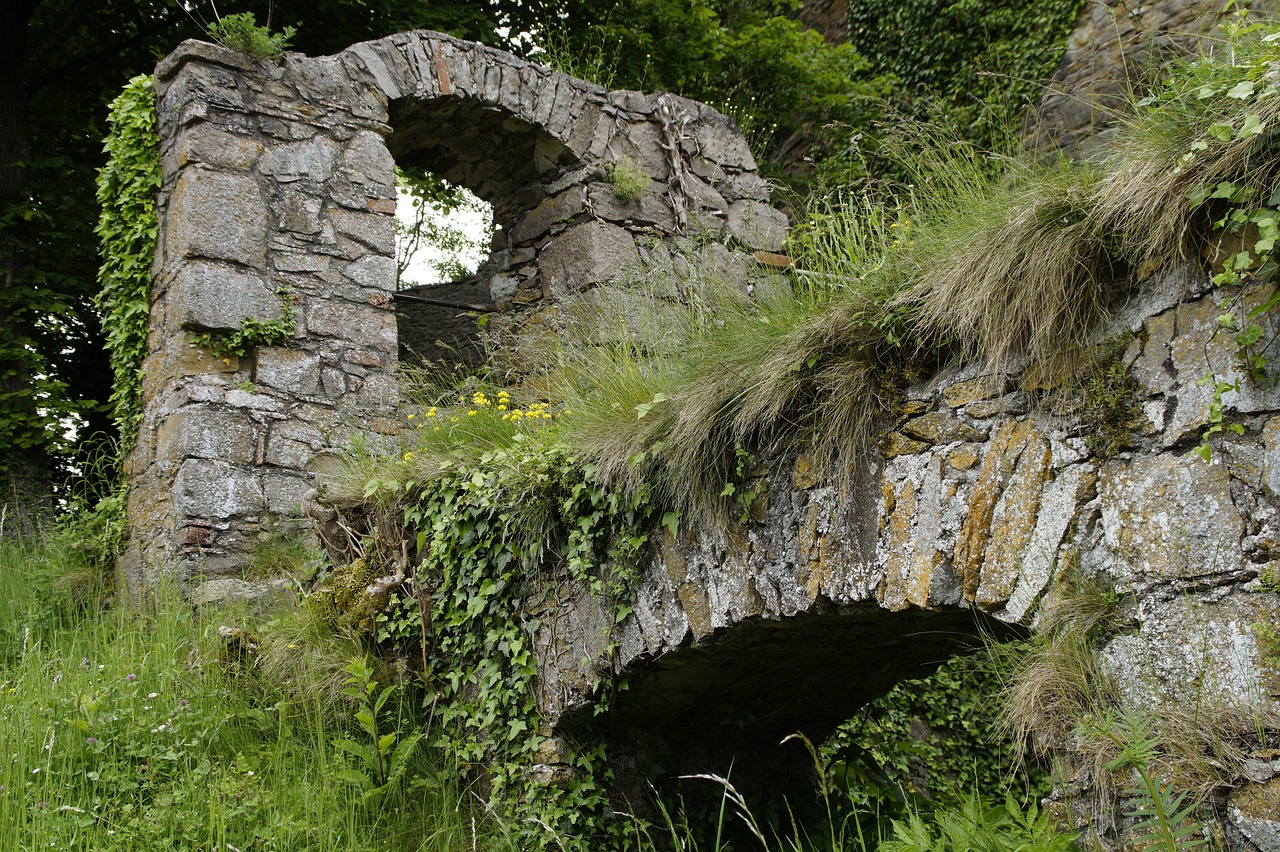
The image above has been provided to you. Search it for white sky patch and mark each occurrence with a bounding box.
[395,185,493,288]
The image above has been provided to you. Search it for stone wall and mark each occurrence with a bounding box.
[535,262,1280,847]
[1033,0,1279,156]
[128,33,784,602]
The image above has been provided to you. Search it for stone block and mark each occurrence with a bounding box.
[175,458,264,519]
[690,120,756,170]
[509,190,584,244]
[901,411,988,445]
[155,407,256,465]
[538,221,640,295]
[167,171,267,267]
[342,255,397,290]
[329,206,395,254]
[725,200,788,252]
[224,389,284,411]
[341,131,394,187]
[264,432,320,469]
[263,473,314,514]
[176,126,263,171]
[173,261,281,332]
[1099,453,1243,582]
[256,346,321,395]
[279,188,323,234]
[258,135,340,183]
[306,301,398,351]
[586,183,677,231]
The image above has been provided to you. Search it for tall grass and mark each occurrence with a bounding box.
[0,537,511,851]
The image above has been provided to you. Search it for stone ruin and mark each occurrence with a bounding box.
[123,31,786,600]
[127,31,1280,848]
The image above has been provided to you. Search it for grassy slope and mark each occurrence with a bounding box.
[0,539,510,852]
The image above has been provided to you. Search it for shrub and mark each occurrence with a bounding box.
[207,12,296,59]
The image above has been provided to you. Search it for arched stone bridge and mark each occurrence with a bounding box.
[536,266,1280,812]
[130,33,1280,845]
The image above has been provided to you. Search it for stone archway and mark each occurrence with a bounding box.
[124,32,786,603]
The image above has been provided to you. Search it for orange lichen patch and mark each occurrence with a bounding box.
[881,431,928,459]
[946,444,980,471]
[954,419,1042,601]
[941,375,1005,408]
[901,411,987,444]
[677,582,714,641]
[792,453,821,490]
[879,478,918,611]
[974,433,1052,608]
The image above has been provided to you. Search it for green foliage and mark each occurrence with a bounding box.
[0,537,512,850]
[311,558,387,634]
[879,792,1078,852]
[95,74,159,462]
[1043,343,1143,459]
[332,656,424,799]
[192,293,296,358]
[540,0,892,177]
[845,0,1083,159]
[1091,711,1210,852]
[604,156,649,204]
[829,654,1050,818]
[323,392,659,847]
[206,12,296,59]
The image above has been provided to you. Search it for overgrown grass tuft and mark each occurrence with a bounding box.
[0,537,511,851]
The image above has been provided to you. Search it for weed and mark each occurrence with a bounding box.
[1090,710,1211,852]
[604,156,650,203]
[332,655,424,800]
[895,150,1121,370]
[206,12,296,59]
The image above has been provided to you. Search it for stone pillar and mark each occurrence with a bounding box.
[128,31,789,599]
[122,42,400,602]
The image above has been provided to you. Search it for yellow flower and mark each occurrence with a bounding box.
[497,405,507,411]
[403,451,416,461]
[407,413,415,420]
[543,413,551,419]
[467,410,477,416]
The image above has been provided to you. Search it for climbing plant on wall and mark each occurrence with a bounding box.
[327,395,658,848]
[846,0,1084,156]
[95,74,159,462]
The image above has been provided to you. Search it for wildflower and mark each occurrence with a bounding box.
[36,802,46,810]
[407,413,415,420]
[467,410,477,416]
[497,405,507,411]
[125,674,136,683]
[85,737,97,745]
[402,451,416,462]
[179,699,189,707]
[147,692,158,699]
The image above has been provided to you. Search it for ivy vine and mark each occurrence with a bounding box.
[95,74,160,461]
[846,0,1083,157]
[346,436,657,849]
